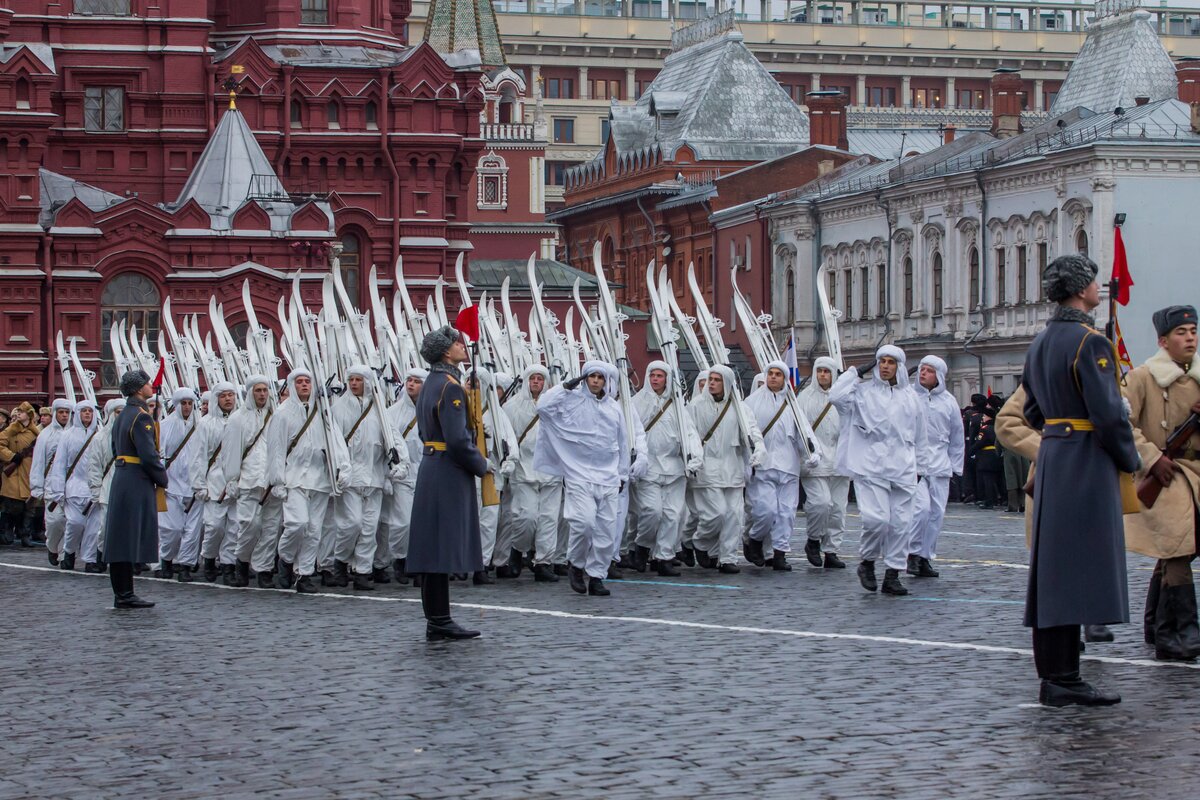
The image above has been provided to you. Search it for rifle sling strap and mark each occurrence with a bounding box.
[287,404,319,457]
[644,397,674,433]
[403,417,417,439]
[701,396,733,446]
[343,400,374,445]
[517,415,539,446]
[240,409,274,463]
[761,400,790,438]
[164,423,198,470]
[61,427,99,485]
[812,402,833,432]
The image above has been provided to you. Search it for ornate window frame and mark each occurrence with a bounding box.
[476,151,508,211]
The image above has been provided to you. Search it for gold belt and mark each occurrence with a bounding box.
[981,446,996,451]
[423,441,447,451]
[116,456,141,464]
[1044,417,1094,432]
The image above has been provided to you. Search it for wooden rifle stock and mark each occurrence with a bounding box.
[1136,412,1200,510]
[2,443,35,476]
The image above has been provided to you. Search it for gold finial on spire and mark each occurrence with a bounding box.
[225,66,245,111]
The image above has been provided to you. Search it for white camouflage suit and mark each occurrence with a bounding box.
[217,375,281,576]
[630,361,702,563]
[687,365,765,566]
[829,345,927,572]
[192,381,238,570]
[86,398,126,557]
[273,369,349,579]
[158,388,203,570]
[379,368,426,574]
[797,356,850,557]
[497,365,562,567]
[47,401,101,564]
[29,399,73,559]
[907,355,965,561]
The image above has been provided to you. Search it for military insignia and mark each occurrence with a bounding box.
[1098,357,1109,368]
[144,424,153,431]
[453,399,462,407]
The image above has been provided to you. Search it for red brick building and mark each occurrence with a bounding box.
[0,0,553,403]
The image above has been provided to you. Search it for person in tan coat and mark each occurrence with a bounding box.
[0,402,42,546]
[1121,305,1200,661]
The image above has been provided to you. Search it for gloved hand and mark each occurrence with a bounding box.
[856,361,877,379]
[630,453,648,481]
[804,450,822,471]
[28,490,41,502]
[335,473,349,493]
[10,451,24,466]
[382,480,393,497]
[498,459,516,478]
[389,462,409,482]
[225,481,239,500]
[194,486,208,502]
[563,376,584,391]
[1150,455,1181,487]
[685,456,703,474]
[749,448,765,469]
[271,485,287,500]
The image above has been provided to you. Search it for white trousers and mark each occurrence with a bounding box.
[614,483,632,559]
[44,503,66,556]
[477,487,499,565]
[317,496,338,570]
[855,478,917,572]
[233,493,284,574]
[159,493,204,566]
[497,480,561,565]
[681,487,699,550]
[277,488,330,577]
[564,480,619,579]
[553,502,570,566]
[381,480,416,564]
[747,469,800,553]
[632,476,687,562]
[908,475,950,560]
[801,475,850,553]
[200,499,237,565]
[691,486,744,564]
[334,487,383,575]
[63,497,100,560]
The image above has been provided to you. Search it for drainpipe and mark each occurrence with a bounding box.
[204,61,216,134]
[277,65,294,173]
[42,232,54,402]
[873,190,894,351]
[635,192,658,269]
[381,69,402,271]
[966,168,989,391]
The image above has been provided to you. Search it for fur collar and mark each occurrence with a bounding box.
[1144,348,1200,389]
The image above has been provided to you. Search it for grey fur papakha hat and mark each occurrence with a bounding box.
[1042,254,1098,303]
[420,325,463,365]
[119,369,152,398]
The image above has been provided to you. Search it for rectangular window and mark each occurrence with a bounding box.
[545,78,575,99]
[75,0,132,13]
[1037,242,1048,300]
[911,88,943,109]
[84,87,124,132]
[301,0,329,24]
[552,118,574,144]
[1016,245,1028,303]
[957,89,987,109]
[876,265,886,317]
[544,161,575,186]
[869,87,897,107]
[590,79,622,101]
[996,247,1007,305]
[600,118,610,142]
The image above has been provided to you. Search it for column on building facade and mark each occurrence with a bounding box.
[1034,79,1044,111]
[626,67,636,100]
[856,74,867,106]
[946,76,957,109]
[579,67,589,100]
[810,73,821,92]
[911,218,924,318]
[901,75,912,108]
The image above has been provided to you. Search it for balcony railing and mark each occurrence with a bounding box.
[482,122,537,141]
[846,106,1050,128]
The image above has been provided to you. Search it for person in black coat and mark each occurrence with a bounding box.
[973,397,1004,508]
[104,370,169,609]
[1022,254,1140,707]
[960,395,987,503]
[408,325,489,641]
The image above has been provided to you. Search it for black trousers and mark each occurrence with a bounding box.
[109,562,134,598]
[1032,625,1081,682]
[420,573,451,623]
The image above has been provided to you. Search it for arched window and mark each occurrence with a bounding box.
[229,321,250,350]
[340,233,361,308]
[969,246,980,310]
[326,101,340,129]
[15,76,30,110]
[827,268,837,313]
[932,252,943,316]
[1016,244,1028,303]
[785,268,796,325]
[902,255,913,314]
[290,97,303,129]
[859,264,869,320]
[365,101,378,130]
[100,273,161,389]
[1075,228,1089,258]
[876,263,886,317]
[995,245,1007,305]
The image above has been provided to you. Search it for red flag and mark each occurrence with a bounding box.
[1112,226,1134,306]
[1114,318,1133,374]
[152,358,166,390]
[454,305,479,343]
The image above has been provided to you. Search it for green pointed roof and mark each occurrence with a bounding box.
[423,0,506,68]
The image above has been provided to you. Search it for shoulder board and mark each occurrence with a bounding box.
[445,375,460,386]
[1080,323,1102,335]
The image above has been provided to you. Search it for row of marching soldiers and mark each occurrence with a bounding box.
[25,348,968,600]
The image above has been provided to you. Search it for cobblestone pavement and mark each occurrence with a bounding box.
[2,504,1199,800]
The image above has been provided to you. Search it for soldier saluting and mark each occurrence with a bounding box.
[104,370,169,609]
[1021,255,1140,707]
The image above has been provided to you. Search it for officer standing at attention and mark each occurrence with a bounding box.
[408,326,489,641]
[1021,254,1140,707]
[104,370,170,609]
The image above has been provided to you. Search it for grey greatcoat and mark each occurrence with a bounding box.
[1022,313,1140,629]
[103,397,169,563]
[407,363,489,574]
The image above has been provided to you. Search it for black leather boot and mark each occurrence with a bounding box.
[202,557,218,582]
[553,563,569,577]
[632,545,651,573]
[1084,624,1114,643]
[772,549,792,571]
[234,560,251,588]
[426,617,481,641]
[472,569,495,585]
[47,550,59,566]
[804,538,822,567]
[743,537,766,567]
[509,548,524,578]
[587,576,611,596]
[1145,563,1163,645]
[677,546,695,567]
[906,554,919,576]
[256,571,274,589]
[221,563,237,586]
[857,560,877,592]
[1039,679,1121,707]
[353,572,375,591]
[718,562,740,574]
[915,557,940,578]
[176,563,194,582]
[393,558,410,585]
[881,568,909,596]
[60,552,76,571]
[568,564,587,594]
[332,559,350,588]
[372,566,391,584]
[533,563,559,582]
[606,562,624,579]
[275,560,295,590]
[1167,584,1200,660]
[294,574,318,594]
[694,549,716,569]
[1156,582,1196,661]
[84,562,103,574]
[655,558,681,577]
[154,560,174,579]
[823,552,846,569]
